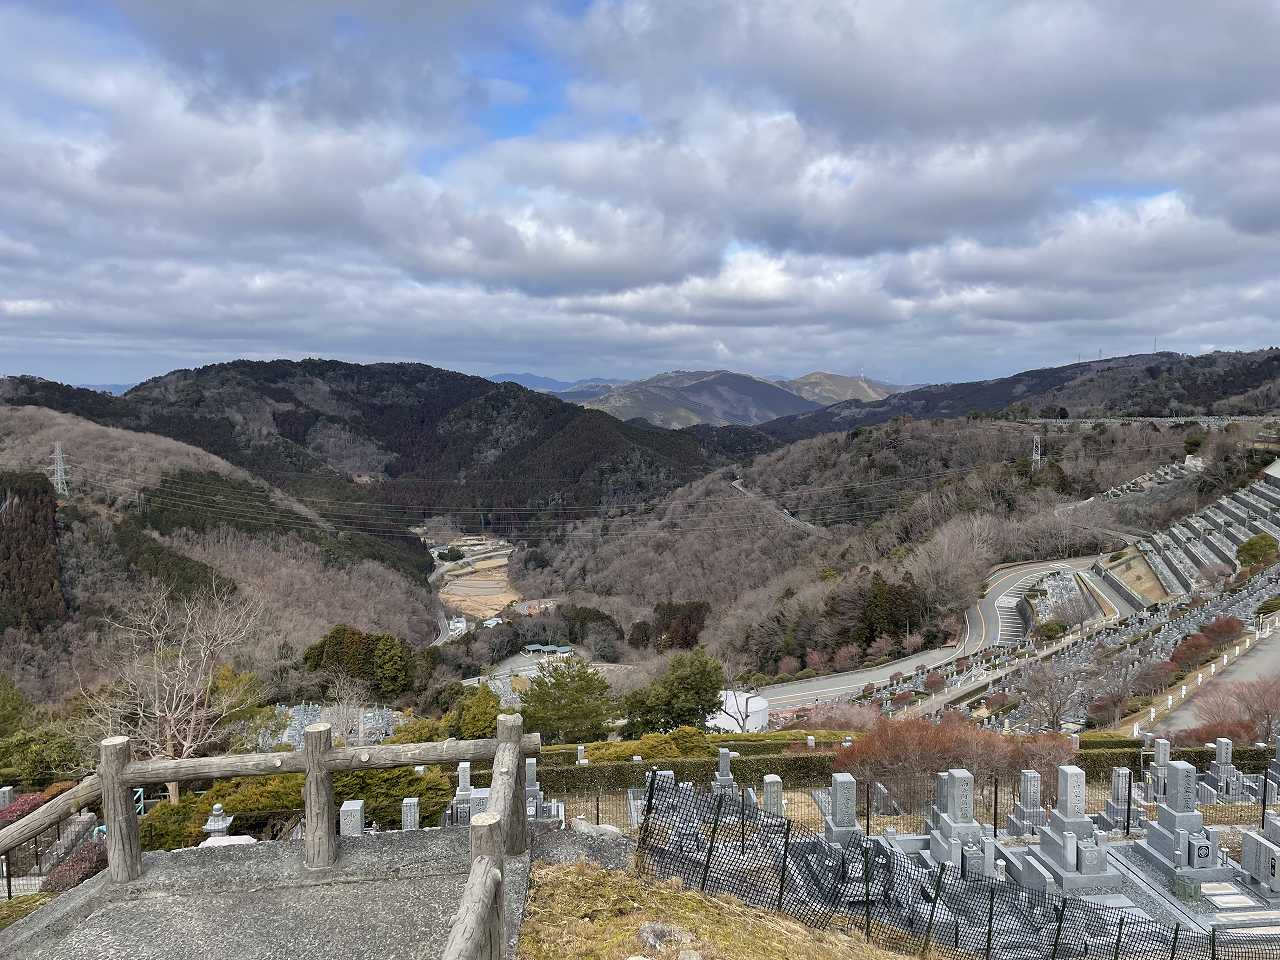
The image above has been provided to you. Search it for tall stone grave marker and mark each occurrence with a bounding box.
[927,769,985,868]
[1007,769,1048,835]
[1026,765,1123,891]
[1135,759,1232,884]
[762,774,784,816]
[401,797,420,831]
[1241,813,1280,898]
[823,772,861,845]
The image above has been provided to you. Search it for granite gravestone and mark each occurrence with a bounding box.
[1025,765,1123,891]
[1135,759,1232,883]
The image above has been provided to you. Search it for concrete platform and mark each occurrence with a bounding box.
[0,828,529,960]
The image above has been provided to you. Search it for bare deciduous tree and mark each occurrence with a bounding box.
[325,672,372,746]
[1015,660,1082,732]
[78,582,265,803]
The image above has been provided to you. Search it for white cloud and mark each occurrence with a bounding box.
[2,0,1280,385]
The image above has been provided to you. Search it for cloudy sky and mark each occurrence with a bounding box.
[3,1,1280,387]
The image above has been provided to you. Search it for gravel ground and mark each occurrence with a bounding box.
[6,827,532,960]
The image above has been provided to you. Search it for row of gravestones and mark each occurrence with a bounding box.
[667,744,1270,898]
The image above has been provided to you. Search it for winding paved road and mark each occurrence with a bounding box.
[760,554,1138,712]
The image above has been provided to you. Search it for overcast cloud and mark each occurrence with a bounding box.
[2,1,1280,386]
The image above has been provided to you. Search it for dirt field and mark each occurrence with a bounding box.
[438,541,521,619]
[1105,548,1170,604]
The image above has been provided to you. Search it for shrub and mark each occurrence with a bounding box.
[40,840,107,893]
[139,766,453,851]
[41,781,76,800]
[0,794,45,828]
[834,716,1072,784]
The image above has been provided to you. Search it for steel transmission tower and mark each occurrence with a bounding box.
[51,442,70,496]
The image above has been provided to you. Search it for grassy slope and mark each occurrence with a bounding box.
[519,862,894,960]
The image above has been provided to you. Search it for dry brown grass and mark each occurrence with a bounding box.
[518,861,907,960]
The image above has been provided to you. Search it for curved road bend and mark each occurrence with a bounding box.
[760,554,1137,713]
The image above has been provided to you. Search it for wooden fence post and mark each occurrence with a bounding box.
[303,723,336,869]
[470,811,503,862]
[497,714,527,855]
[99,736,141,882]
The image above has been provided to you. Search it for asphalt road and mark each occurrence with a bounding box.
[761,554,1134,712]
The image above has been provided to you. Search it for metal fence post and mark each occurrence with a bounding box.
[1050,904,1066,960]
[1113,915,1126,960]
[1210,927,1217,960]
[1262,775,1270,833]
[595,791,601,826]
[866,780,872,836]
[4,851,11,901]
[920,863,947,958]
[864,840,874,941]
[700,795,725,891]
[775,820,792,913]
[1169,922,1180,960]
[985,886,996,960]
[637,768,659,872]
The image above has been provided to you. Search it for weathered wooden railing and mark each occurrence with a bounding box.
[442,714,529,960]
[0,714,538,887]
[0,777,104,869]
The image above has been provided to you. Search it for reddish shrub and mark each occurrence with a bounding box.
[1173,720,1257,749]
[1171,633,1213,670]
[41,781,76,801]
[40,839,107,893]
[834,715,1072,784]
[0,794,46,828]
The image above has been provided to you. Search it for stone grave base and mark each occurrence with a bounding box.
[1024,848,1126,892]
[1132,838,1235,885]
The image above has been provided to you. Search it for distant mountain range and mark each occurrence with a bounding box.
[760,349,1280,441]
[774,372,903,406]
[567,369,907,427]
[491,372,623,400]
[1,360,766,538]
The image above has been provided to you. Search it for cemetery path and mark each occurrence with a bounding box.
[1158,627,1280,734]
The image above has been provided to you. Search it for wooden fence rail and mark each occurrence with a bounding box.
[442,812,505,960]
[0,716,538,877]
[0,777,103,862]
[0,716,535,958]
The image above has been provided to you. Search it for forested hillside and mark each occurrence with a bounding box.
[762,349,1280,441]
[0,408,445,705]
[516,419,1255,681]
[0,361,756,539]
[0,472,66,633]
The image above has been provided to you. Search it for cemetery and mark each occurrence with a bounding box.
[3,723,1280,957]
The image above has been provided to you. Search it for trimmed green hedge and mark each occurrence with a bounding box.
[1073,748,1144,780]
[452,750,838,793]
[1076,734,1142,750]
[538,729,849,768]
[1070,744,1272,780]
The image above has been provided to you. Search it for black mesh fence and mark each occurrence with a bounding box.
[635,778,1280,960]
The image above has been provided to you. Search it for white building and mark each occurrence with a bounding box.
[709,689,770,733]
